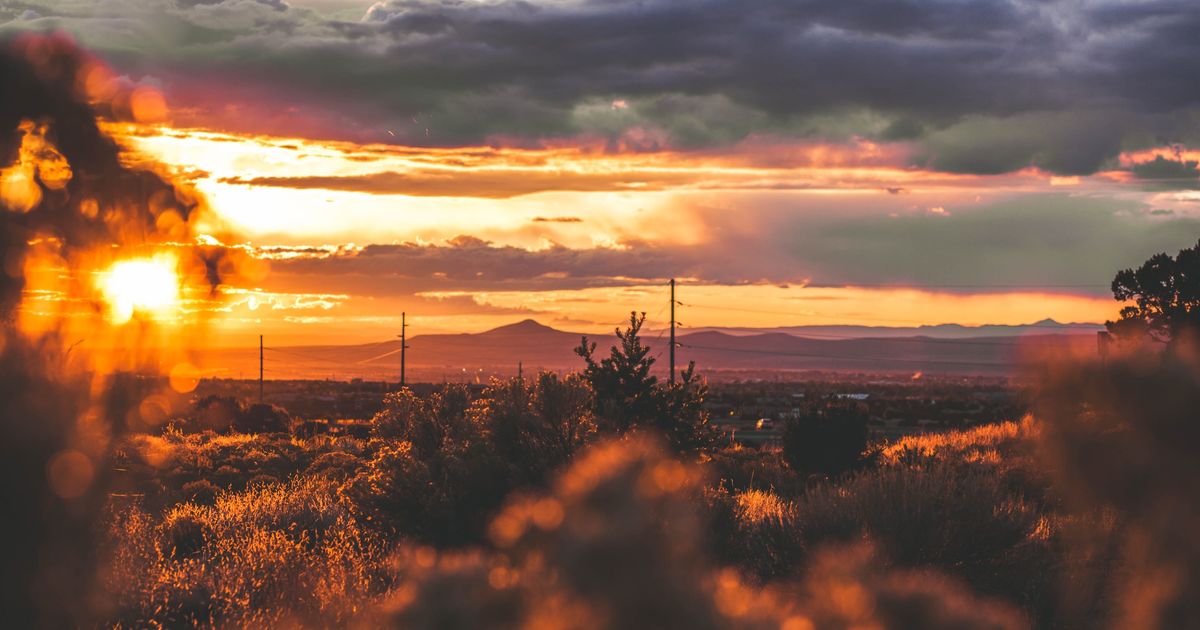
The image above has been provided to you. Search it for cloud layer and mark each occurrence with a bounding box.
[257,194,1200,298]
[5,0,1200,174]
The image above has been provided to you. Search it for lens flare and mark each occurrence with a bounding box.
[98,254,181,324]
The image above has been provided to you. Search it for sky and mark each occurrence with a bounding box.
[3,0,1200,345]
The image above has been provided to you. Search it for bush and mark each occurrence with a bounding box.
[305,451,363,481]
[471,373,597,484]
[105,477,388,628]
[794,461,1049,607]
[190,395,242,433]
[704,444,803,496]
[781,402,869,478]
[235,403,291,434]
[349,378,594,546]
[1031,350,1200,627]
[181,479,218,505]
[379,436,1025,630]
[159,505,212,559]
[705,487,803,582]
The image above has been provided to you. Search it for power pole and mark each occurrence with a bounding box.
[669,278,676,385]
[518,361,523,381]
[399,312,408,388]
[258,334,264,403]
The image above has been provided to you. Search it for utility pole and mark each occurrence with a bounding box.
[669,278,676,385]
[399,312,408,388]
[259,334,264,403]
[518,361,523,382]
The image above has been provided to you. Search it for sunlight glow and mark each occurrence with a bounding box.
[98,254,182,324]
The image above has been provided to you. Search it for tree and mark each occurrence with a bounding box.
[657,362,717,452]
[576,312,715,452]
[1107,239,1200,343]
[575,311,659,434]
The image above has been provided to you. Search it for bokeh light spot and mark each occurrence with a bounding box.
[47,450,94,499]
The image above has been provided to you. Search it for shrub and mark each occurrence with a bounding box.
[1031,350,1200,627]
[471,373,597,484]
[706,487,804,582]
[794,461,1048,607]
[305,450,363,481]
[342,436,510,546]
[104,477,388,628]
[380,436,1025,630]
[234,403,291,434]
[795,544,1026,630]
[370,384,476,453]
[781,402,869,478]
[704,444,803,496]
[181,479,218,505]
[159,504,212,559]
[379,549,526,629]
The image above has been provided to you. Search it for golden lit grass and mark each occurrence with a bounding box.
[735,489,793,526]
[880,417,1038,465]
[708,417,1055,617]
[100,433,1034,629]
[104,477,388,628]
[383,437,1025,630]
[105,413,1058,627]
[118,430,368,509]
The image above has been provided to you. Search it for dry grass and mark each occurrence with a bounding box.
[380,437,1025,630]
[880,417,1037,465]
[98,369,1200,629]
[103,476,389,628]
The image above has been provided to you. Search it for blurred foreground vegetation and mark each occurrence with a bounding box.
[98,334,1200,628]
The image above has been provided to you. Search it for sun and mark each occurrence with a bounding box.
[98,254,182,324]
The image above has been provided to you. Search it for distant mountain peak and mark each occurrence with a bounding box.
[482,319,559,335]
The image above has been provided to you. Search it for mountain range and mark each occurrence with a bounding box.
[200,319,1104,381]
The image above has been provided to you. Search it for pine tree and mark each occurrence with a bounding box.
[576,312,715,451]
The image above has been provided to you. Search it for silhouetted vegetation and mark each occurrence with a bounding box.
[83,308,1200,629]
[576,311,715,451]
[780,400,870,478]
[1032,348,1200,627]
[1107,238,1200,343]
[0,279,1188,628]
[186,395,292,434]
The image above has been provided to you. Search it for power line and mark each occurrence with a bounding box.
[263,346,369,367]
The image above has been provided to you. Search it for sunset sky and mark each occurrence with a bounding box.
[4,1,1200,345]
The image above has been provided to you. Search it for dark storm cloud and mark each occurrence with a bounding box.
[6,0,1200,174]
[1131,156,1200,181]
